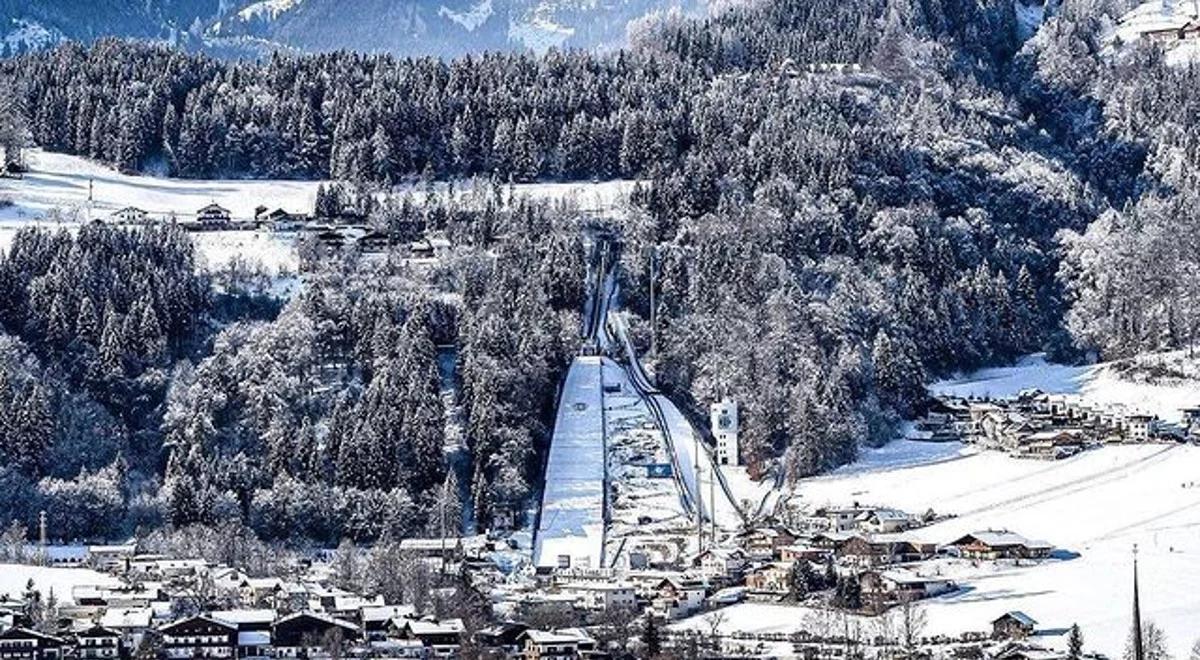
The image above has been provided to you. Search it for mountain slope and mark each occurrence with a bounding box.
[0,0,706,58]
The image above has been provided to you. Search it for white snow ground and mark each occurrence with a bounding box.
[0,564,121,604]
[680,443,1200,658]
[678,354,1200,657]
[0,150,638,271]
[534,356,609,570]
[930,352,1200,423]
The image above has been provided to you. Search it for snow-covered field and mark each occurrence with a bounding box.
[931,353,1200,423]
[680,443,1200,657]
[0,150,637,272]
[0,564,121,604]
[0,150,323,223]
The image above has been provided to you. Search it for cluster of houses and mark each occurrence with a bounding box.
[730,518,1052,611]
[1,537,619,660]
[913,389,1200,459]
[0,608,609,659]
[103,203,452,260]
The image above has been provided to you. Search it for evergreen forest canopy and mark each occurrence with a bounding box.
[2,0,1199,547]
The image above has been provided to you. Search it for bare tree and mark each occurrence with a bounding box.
[896,595,928,657]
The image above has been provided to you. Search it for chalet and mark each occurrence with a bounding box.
[272,612,359,658]
[859,570,955,608]
[473,622,529,657]
[314,230,348,252]
[110,207,149,225]
[75,625,122,660]
[520,628,597,660]
[836,534,934,567]
[738,527,798,558]
[0,627,67,659]
[991,611,1037,640]
[811,506,870,533]
[743,562,792,598]
[255,208,307,232]
[855,508,913,534]
[779,544,830,563]
[1017,429,1086,460]
[196,203,232,229]
[159,615,237,659]
[808,531,854,552]
[948,531,1053,561]
[357,230,393,254]
[360,605,416,641]
[393,618,463,657]
[207,611,273,658]
[651,577,706,619]
[691,548,749,580]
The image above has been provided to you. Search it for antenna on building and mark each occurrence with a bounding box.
[1132,544,1144,660]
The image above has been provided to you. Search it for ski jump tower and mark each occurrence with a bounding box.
[711,399,740,467]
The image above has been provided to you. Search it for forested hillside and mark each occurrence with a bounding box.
[1,0,1193,542]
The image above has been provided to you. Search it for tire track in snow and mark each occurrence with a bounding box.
[1087,495,1200,542]
[951,446,1177,520]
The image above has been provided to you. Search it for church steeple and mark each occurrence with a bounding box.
[1132,544,1144,660]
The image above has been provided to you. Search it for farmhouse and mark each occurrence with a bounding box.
[738,527,798,558]
[272,612,360,658]
[836,534,935,567]
[110,206,149,224]
[75,625,122,660]
[859,570,955,608]
[519,628,597,660]
[691,547,749,580]
[743,562,793,598]
[991,611,1038,639]
[357,230,394,254]
[948,531,1053,560]
[159,615,237,658]
[0,627,67,659]
[196,203,232,229]
[392,618,464,656]
[255,208,308,232]
[855,508,914,533]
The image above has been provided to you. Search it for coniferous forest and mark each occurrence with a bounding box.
[2,0,1198,546]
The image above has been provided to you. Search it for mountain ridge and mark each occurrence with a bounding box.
[0,0,706,58]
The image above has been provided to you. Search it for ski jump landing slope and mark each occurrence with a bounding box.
[533,355,607,570]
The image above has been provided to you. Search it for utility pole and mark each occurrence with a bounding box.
[1132,544,1144,660]
[440,475,449,577]
[710,458,717,544]
[694,433,703,552]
